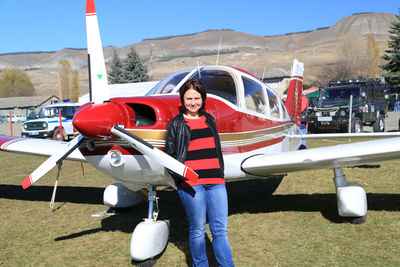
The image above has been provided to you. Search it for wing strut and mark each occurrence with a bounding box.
[49,163,62,212]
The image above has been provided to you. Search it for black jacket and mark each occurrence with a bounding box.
[165,112,224,185]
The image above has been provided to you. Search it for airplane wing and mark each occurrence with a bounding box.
[0,136,86,162]
[302,132,400,139]
[241,137,400,176]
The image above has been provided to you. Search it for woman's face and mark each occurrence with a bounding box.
[183,88,202,116]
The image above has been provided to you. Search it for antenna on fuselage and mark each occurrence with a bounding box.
[216,35,222,66]
[196,62,201,79]
[261,65,266,81]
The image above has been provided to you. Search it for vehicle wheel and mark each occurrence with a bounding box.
[53,127,66,141]
[373,115,384,132]
[351,117,363,133]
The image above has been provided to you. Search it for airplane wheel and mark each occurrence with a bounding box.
[346,215,366,224]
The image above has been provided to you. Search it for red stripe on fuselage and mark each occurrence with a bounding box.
[78,135,285,157]
[222,136,285,154]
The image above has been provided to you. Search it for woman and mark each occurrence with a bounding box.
[165,79,234,267]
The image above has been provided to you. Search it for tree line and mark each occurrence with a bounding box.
[0,46,149,99]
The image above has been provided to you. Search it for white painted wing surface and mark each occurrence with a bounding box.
[302,132,400,140]
[0,136,86,162]
[242,137,400,176]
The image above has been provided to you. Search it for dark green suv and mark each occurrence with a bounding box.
[308,79,387,133]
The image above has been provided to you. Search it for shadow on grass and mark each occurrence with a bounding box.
[2,179,400,265]
[0,184,103,204]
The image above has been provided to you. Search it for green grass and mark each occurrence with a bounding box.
[0,139,400,266]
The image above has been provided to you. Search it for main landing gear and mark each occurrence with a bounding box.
[333,167,367,224]
[130,185,169,265]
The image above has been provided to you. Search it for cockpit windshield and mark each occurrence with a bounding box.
[147,68,238,105]
[146,69,192,95]
[189,69,237,105]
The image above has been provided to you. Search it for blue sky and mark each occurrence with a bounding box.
[0,0,398,54]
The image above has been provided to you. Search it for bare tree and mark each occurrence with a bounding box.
[71,70,79,103]
[319,32,381,84]
[57,60,71,99]
[0,68,35,97]
[335,31,366,79]
[366,35,380,78]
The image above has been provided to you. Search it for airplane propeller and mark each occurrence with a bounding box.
[21,135,85,189]
[111,125,198,183]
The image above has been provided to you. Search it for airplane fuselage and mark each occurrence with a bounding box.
[74,94,302,191]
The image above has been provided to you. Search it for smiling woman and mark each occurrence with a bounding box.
[165,79,235,266]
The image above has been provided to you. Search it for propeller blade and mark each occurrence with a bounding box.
[22,135,85,189]
[86,0,109,103]
[111,126,198,183]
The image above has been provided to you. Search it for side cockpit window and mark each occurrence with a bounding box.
[242,77,267,115]
[190,69,237,105]
[266,89,282,119]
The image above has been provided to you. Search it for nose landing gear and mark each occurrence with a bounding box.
[130,185,170,265]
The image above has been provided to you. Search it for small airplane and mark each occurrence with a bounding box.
[1,0,400,263]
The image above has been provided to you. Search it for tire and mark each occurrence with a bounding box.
[351,117,363,133]
[373,115,384,132]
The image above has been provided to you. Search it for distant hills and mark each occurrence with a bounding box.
[0,12,396,96]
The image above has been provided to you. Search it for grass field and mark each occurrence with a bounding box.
[1,139,400,266]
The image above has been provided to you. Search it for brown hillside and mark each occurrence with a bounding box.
[0,12,396,96]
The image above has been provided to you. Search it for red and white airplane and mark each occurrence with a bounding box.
[1,0,400,262]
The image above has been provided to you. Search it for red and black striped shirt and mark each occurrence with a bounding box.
[181,116,224,187]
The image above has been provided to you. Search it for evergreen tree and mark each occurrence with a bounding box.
[0,68,35,97]
[121,47,149,83]
[108,49,124,84]
[381,9,400,91]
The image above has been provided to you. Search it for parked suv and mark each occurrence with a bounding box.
[308,79,387,133]
[21,102,80,140]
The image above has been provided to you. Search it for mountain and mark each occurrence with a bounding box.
[0,12,396,96]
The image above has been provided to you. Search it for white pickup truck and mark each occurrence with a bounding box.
[21,102,81,140]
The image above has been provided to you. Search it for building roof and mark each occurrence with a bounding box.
[78,81,159,103]
[261,68,290,80]
[0,95,59,110]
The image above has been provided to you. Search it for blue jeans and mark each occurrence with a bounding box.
[395,101,400,112]
[300,123,307,148]
[178,184,234,267]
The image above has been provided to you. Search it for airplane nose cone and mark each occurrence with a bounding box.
[73,102,128,140]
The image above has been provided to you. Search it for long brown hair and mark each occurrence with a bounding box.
[179,79,207,115]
